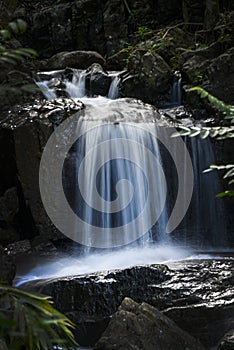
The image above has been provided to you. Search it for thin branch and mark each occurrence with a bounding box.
[122,0,131,15]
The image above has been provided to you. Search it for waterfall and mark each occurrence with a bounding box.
[188,137,227,247]
[14,68,230,286]
[171,71,182,106]
[65,70,86,98]
[36,81,57,100]
[108,76,120,99]
[35,69,228,250]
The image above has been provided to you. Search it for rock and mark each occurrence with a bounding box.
[95,297,205,350]
[0,187,19,223]
[103,0,128,56]
[5,239,31,256]
[122,51,171,105]
[44,51,105,70]
[26,259,234,348]
[31,235,57,256]
[0,246,16,284]
[218,330,234,350]
[205,47,234,104]
[0,98,84,242]
[0,227,19,246]
[87,63,112,96]
[182,55,210,84]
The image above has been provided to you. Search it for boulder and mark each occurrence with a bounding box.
[43,51,105,70]
[94,297,205,350]
[122,51,171,105]
[87,63,112,96]
[27,259,234,348]
[10,98,83,240]
[205,47,234,104]
[182,55,210,84]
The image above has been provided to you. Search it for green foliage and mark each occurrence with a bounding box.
[203,164,234,198]
[190,87,234,119]
[170,52,182,70]
[0,20,37,65]
[171,125,234,140]
[0,284,77,350]
[136,26,153,39]
[172,87,234,197]
[147,29,174,53]
[191,70,207,85]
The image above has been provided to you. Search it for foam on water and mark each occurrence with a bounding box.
[14,245,223,287]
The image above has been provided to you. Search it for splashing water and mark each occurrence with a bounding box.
[36,81,57,100]
[18,69,229,285]
[108,76,120,99]
[65,70,86,98]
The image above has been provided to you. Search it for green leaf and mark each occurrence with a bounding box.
[16,19,27,32]
[8,22,19,34]
[216,190,234,198]
[0,30,11,40]
[200,129,210,139]
[0,56,17,65]
[223,168,234,179]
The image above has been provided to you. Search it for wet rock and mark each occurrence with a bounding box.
[0,98,84,242]
[122,51,171,105]
[218,330,234,350]
[87,63,112,96]
[5,239,31,256]
[44,51,105,71]
[27,259,234,348]
[95,297,205,350]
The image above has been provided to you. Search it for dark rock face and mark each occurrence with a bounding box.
[0,98,84,244]
[27,259,234,348]
[0,246,16,284]
[19,0,183,58]
[87,63,112,96]
[94,297,205,350]
[205,47,234,104]
[122,51,171,105]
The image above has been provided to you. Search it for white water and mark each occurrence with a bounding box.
[14,245,198,286]
[15,244,226,287]
[171,71,182,106]
[24,68,229,285]
[108,76,120,99]
[36,81,57,100]
[65,70,86,98]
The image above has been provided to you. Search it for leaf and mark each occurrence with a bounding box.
[0,56,16,65]
[0,30,11,40]
[171,131,182,138]
[16,19,27,32]
[8,22,19,34]
[223,168,234,179]
[200,129,210,139]
[216,191,234,198]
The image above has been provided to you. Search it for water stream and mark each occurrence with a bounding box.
[16,68,229,284]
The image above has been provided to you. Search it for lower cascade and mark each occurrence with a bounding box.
[14,67,230,287]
